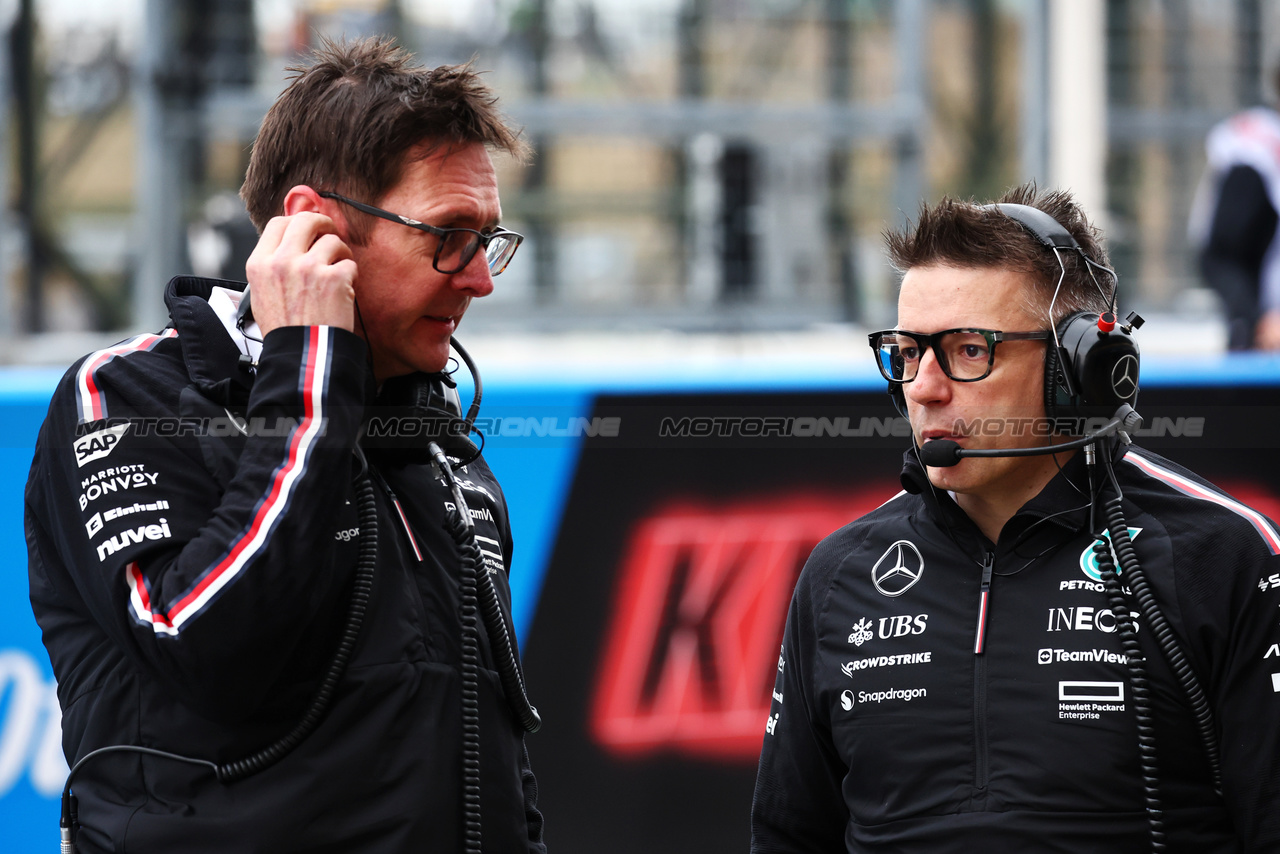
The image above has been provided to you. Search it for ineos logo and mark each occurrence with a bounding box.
[1046,606,1138,634]
[0,649,67,799]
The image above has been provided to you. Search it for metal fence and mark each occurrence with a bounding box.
[1,0,1276,345]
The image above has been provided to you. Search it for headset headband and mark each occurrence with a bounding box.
[983,203,1082,251]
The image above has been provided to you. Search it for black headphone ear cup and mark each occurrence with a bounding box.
[1046,310,1141,424]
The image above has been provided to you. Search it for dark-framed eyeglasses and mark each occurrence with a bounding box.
[318,191,524,275]
[868,328,1052,383]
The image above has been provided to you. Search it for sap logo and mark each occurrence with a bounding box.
[1046,606,1137,634]
[73,424,130,468]
[839,690,856,711]
[877,614,928,639]
[95,519,172,562]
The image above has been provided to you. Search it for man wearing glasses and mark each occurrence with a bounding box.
[26,39,545,853]
[751,184,1279,852]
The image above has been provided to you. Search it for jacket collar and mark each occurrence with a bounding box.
[899,438,1122,551]
[163,276,256,407]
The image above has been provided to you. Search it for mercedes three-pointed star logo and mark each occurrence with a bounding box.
[1110,354,1139,400]
[871,539,924,597]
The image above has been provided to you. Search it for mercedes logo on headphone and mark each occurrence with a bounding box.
[872,540,924,597]
[1110,354,1139,400]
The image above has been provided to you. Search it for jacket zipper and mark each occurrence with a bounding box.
[973,551,993,792]
[973,552,993,654]
[370,468,424,562]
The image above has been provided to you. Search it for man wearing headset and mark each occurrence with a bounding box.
[25,39,545,853]
[751,184,1279,852]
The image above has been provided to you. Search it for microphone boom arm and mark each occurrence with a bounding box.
[919,404,1143,468]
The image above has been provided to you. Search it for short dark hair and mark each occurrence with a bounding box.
[240,37,529,239]
[884,183,1113,325]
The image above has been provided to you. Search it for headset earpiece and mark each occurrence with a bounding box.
[1045,310,1140,423]
[982,204,1140,428]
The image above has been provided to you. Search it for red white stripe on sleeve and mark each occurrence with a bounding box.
[76,329,179,424]
[126,327,335,636]
[1124,450,1280,556]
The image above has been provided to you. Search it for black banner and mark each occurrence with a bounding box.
[521,385,1280,853]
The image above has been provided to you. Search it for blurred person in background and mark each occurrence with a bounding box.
[753,183,1279,852]
[1191,63,1280,350]
[25,38,546,853]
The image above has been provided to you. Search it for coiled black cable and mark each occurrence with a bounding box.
[474,543,542,733]
[1100,457,1223,796]
[1093,535,1166,852]
[432,440,542,854]
[216,473,378,782]
[448,509,485,854]
[1089,448,1226,854]
[59,471,380,849]
[430,444,541,734]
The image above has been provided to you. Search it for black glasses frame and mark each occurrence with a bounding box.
[868,328,1052,383]
[318,191,524,275]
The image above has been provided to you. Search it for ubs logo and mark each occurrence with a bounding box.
[872,540,924,597]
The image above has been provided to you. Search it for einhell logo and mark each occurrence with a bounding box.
[591,490,897,759]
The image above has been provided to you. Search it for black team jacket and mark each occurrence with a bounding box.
[752,446,1280,852]
[25,276,545,853]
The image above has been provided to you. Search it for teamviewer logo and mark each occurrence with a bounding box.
[1038,648,1053,665]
